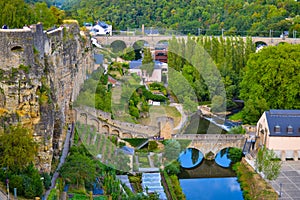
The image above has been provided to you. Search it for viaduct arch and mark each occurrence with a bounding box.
[96,35,300,48]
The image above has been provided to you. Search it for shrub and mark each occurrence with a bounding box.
[148,141,158,151]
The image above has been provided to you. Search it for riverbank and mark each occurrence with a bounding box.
[233,158,278,200]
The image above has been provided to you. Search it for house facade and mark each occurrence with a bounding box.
[129,60,168,84]
[256,109,300,161]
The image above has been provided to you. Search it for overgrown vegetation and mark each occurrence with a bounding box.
[1,1,65,29]
[62,0,300,37]
[233,159,278,200]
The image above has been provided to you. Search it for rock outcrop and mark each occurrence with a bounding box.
[0,22,96,172]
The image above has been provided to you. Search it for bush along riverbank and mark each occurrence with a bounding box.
[233,158,278,200]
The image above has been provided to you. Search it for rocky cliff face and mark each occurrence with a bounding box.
[0,22,96,172]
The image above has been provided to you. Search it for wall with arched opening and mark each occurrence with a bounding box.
[102,125,110,134]
[111,40,126,53]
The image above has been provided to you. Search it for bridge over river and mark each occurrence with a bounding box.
[97,35,300,48]
[173,134,246,160]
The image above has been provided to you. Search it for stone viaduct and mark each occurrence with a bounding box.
[74,106,160,138]
[173,134,246,160]
[96,35,300,48]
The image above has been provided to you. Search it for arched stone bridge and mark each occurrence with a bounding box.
[74,106,159,138]
[96,35,300,48]
[173,134,246,160]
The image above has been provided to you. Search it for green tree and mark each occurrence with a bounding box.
[240,44,300,123]
[141,48,154,76]
[121,47,136,61]
[60,152,96,188]
[0,125,38,172]
[227,148,243,163]
[255,147,281,181]
[34,2,56,28]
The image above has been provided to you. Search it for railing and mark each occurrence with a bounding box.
[172,134,245,140]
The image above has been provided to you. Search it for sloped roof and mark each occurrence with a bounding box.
[94,53,103,64]
[265,109,300,136]
[121,146,135,155]
[129,60,167,69]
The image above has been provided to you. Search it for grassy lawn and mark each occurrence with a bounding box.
[138,105,181,127]
[228,111,243,121]
[138,153,150,168]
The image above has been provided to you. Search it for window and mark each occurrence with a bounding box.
[274,125,280,133]
[287,125,293,134]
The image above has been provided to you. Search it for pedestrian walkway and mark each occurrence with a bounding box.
[270,161,300,200]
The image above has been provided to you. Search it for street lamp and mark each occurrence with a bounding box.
[279,183,283,197]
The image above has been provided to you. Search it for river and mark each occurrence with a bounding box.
[178,148,243,200]
[179,113,244,200]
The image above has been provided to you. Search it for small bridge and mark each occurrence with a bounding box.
[173,134,246,160]
[74,106,159,138]
[97,35,300,48]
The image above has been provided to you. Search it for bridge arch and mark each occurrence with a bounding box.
[156,40,168,48]
[79,112,88,125]
[122,132,133,138]
[277,41,288,46]
[89,118,100,132]
[255,41,268,48]
[102,124,110,134]
[133,40,149,49]
[111,40,127,53]
[111,129,120,137]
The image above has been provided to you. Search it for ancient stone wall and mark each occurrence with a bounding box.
[0,22,95,172]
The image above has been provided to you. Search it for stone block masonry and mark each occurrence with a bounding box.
[0,22,96,172]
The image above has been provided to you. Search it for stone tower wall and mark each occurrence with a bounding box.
[0,22,95,172]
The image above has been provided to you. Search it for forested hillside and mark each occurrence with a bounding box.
[0,0,65,28]
[62,0,300,36]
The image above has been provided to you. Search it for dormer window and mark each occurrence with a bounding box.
[287,125,293,134]
[274,125,280,133]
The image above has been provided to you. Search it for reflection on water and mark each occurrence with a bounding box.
[215,148,231,168]
[179,148,243,199]
[178,148,203,169]
[180,177,243,200]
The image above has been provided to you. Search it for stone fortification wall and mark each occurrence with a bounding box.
[0,22,95,172]
[0,29,34,70]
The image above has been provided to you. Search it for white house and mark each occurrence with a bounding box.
[90,21,112,36]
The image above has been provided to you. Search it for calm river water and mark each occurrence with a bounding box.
[178,147,243,200]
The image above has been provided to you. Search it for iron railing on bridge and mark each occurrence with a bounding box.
[111,27,298,38]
